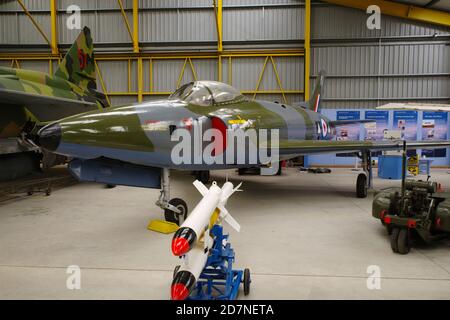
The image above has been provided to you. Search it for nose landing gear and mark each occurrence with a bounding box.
[356,150,372,198]
[155,168,188,225]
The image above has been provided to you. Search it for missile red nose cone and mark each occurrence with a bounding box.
[171,270,196,300]
[171,283,190,300]
[171,227,197,256]
[172,237,190,256]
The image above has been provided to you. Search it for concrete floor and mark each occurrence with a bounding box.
[0,167,449,299]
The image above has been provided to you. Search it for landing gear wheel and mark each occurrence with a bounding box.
[173,265,180,278]
[196,171,210,184]
[397,228,411,255]
[390,227,400,253]
[164,198,188,225]
[243,268,251,296]
[356,173,368,198]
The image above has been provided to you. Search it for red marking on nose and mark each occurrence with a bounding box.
[171,283,190,300]
[172,237,190,256]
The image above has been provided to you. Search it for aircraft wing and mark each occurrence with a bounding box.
[377,103,450,112]
[265,139,450,156]
[0,87,98,122]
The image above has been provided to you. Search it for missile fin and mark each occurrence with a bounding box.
[193,179,209,196]
[218,205,241,232]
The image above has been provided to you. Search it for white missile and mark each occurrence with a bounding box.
[171,180,241,256]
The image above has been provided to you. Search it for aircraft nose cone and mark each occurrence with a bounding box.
[38,123,61,152]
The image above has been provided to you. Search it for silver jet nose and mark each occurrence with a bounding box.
[38,123,61,152]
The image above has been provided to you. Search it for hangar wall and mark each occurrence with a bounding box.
[0,0,449,109]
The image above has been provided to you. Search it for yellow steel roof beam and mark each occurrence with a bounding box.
[321,0,450,28]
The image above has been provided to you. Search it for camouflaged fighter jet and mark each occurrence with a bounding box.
[36,74,450,224]
[0,27,108,181]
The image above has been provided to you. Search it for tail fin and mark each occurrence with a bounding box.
[307,70,326,113]
[54,27,96,91]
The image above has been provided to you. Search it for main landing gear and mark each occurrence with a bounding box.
[155,168,188,225]
[356,150,372,198]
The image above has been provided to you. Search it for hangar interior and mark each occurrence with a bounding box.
[0,0,449,300]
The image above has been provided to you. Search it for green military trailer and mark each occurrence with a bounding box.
[373,179,450,254]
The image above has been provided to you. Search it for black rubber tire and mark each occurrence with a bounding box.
[164,198,188,225]
[243,268,251,296]
[397,228,411,255]
[196,171,210,184]
[390,227,400,253]
[105,184,116,189]
[356,173,368,198]
[173,265,180,278]
[238,168,246,175]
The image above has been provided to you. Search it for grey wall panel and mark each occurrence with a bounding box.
[226,0,302,5]
[379,76,450,98]
[96,60,136,92]
[139,10,179,42]
[263,7,304,40]
[223,8,263,41]
[311,46,380,75]
[0,13,19,44]
[178,10,216,42]
[0,0,50,11]
[380,44,449,74]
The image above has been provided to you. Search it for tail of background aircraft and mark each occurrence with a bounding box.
[293,70,325,113]
[54,27,97,92]
[306,70,325,113]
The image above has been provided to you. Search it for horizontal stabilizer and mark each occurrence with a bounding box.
[0,88,98,122]
[331,120,375,126]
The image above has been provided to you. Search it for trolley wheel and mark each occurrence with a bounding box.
[105,184,116,189]
[243,268,251,296]
[164,198,188,225]
[173,265,180,278]
[27,190,33,196]
[196,171,210,184]
[390,227,400,253]
[45,188,51,196]
[238,168,246,176]
[356,173,368,198]
[397,228,411,255]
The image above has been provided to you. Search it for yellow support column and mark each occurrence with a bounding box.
[304,0,311,101]
[50,0,58,55]
[137,57,143,102]
[132,0,139,53]
[217,0,223,52]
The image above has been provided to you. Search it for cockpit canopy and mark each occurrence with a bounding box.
[169,81,245,106]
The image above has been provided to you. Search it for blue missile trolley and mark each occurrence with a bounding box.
[186,224,251,300]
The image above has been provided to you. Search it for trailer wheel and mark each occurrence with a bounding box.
[164,198,188,225]
[390,227,400,253]
[243,268,251,296]
[397,228,411,255]
[356,173,368,198]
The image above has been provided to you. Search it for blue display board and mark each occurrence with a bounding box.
[393,110,418,156]
[364,110,389,141]
[393,110,418,140]
[422,112,448,158]
[336,111,360,157]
